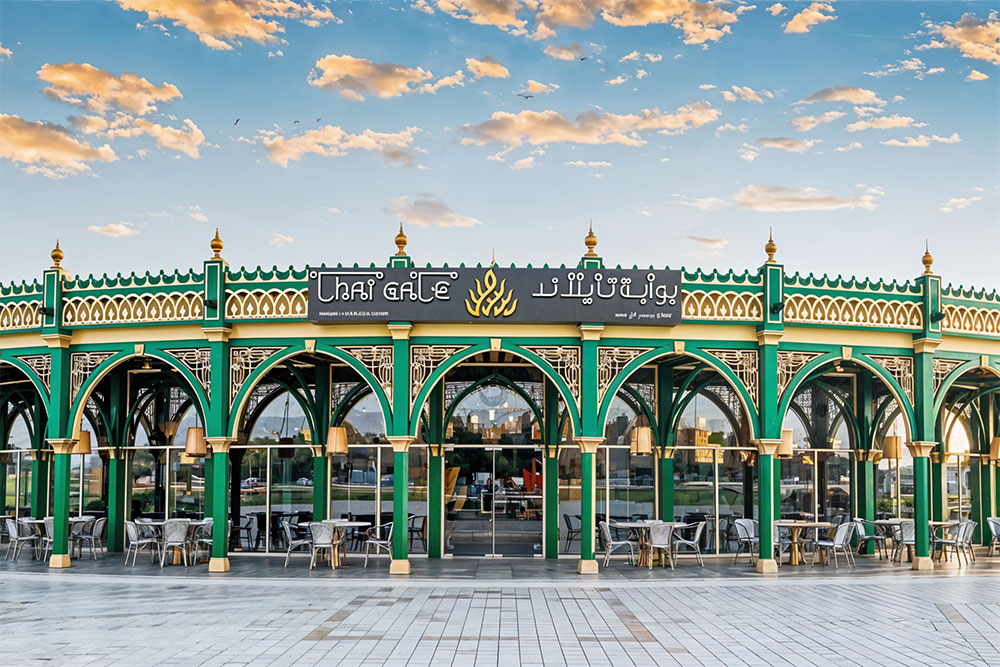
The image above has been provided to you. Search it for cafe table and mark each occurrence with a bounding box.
[610,521,686,567]
[321,519,370,568]
[773,520,834,565]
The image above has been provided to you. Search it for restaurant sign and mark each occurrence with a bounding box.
[308,266,681,324]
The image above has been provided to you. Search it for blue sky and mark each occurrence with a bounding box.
[1,1,997,291]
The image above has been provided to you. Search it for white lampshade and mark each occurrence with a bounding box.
[184,426,206,457]
[327,426,348,455]
[778,429,794,458]
[882,435,902,460]
[74,430,92,455]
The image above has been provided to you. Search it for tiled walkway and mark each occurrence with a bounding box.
[2,555,999,666]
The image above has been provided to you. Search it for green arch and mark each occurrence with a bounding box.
[0,357,50,406]
[443,372,544,431]
[932,359,1000,416]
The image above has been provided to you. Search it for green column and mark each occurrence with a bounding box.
[387,321,412,575]
[312,361,331,521]
[30,455,49,519]
[758,450,775,567]
[106,451,128,552]
[428,450,444,558]
[578,443,599,571]
[930,456,945,521]
[856,454,876,553]
[312,453,328,521]
[543,379,560,558]
[204,455,214,518]
[656,364,675,522]
[911,450,932,562]
[659,455,674,521]
[391,446,409,566]
[49,443,74,566]
[773,458,782,520]
[208,441,231,572]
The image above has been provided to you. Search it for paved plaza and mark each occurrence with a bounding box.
[2,556,999,666]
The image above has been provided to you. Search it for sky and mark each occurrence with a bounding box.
[1,1,998,291]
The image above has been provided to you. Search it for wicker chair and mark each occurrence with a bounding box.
[647,522,674,570]
[4,518,38,562]
[282,520,312,567]
[124,520,161,566]
[672,521,707,567]
[308,522,336,570]
[74,518,106,560]
[192,520,214,563]
[160,519,191,567]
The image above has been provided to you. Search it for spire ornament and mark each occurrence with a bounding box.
[394,223,408,256]
[50,240,64,269]
[922,240,934,275]
[210,229,224,260]
[765,227,777,264]
[584,220,598,257]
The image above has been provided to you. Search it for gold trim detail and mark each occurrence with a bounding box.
[70,351,116,403]
[225,288,307,319]
[597,346,654,404]
[704,349,759,408]
[340,346,394,406]
[942,303,1000,337]
[784,293,922,330]
[868,354,914,404]
[410,345,468,407]
[16,354,51,392]
[0,299,42,331]
[63,292,202,326]
[932,358,965,395]
[776,351,822,399]
[522,345,581,408]
[164,348,212,395]
[230,346,285,404]
[683,290,762,321]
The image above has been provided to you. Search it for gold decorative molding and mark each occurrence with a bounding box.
[225,288,306,319]
[490,337,502,351]
[70,351,116,402]
[206,438,233,454]
[164,348,212,395]
[230,346,285,404]
[754,439,781,456]
[776,350,822,399]
[575,437,604,454]
[15,354,51,392]
[913,338,941,354]
[387,323,412,340]
[907,441,936,458]
[673,341,685,354]
[932,357,965,394]
[683,290,763,321]
[704,349,759,408]
[784,293,922,330]
[522,345,581,408]
[340,345,395,405]
[755,330,784,346]
[596,346,654,404]
[0,299,43,331]
[868,354,915,404]
[387,436,415,453]
[41,333,72,348]
[578,324,604,341]
[408,345,465,408]
[47,439,77,456]
[202,326,231,342]
[304,339,316,353]
[63,292,202,326]
[942,303,1000,337]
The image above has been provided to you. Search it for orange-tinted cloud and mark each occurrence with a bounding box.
[466,56,510,79]
[0,114,118,178]
[259,125,423,167]
[38,62,181,115]
[309,54,464,100]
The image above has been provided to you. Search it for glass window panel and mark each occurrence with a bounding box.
[558,446,581,555]
[130,448,162,519]
[408,446,428,553]
[82,451,105,515]
[717,448,753,553]
[235,447,268,551]
[820,452,851,522]
[269,447,314,552]
[169,450,206,519]
[779,450,814,520]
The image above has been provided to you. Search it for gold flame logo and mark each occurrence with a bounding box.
[465,268,517,318]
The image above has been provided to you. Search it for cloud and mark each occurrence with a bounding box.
[635,69,648,79]
[385,194,483,228]
[606,74,628,85]
[922,13,1000,65]
[436,0,526,32]
[324,206,343,214]
[565,160,612,168]
[939,196,982,213]
[269,232,293,247]
[967,69,989,81]
[784,1,835,34]
[598,0,739,46]
[620,50,640,62]
[675,197,730,211]
[699,83,716,90]
[789,111,845,132]
[715,122,748,136]
[511,156,535,170]
[799,85,884,106]
[880,133,961,147]
[637,205,652,216]
[720,85,774,103]
[466,56,510,79]
[460,102,720,149]
[735,185,880,211]
[864,57,946,80]
[523,79,558,94]
[845,114,925,132]
[0,114,118,178]
[834,142,862,152]
[543,42,584,60]
[188,205,208,222]
[88,222,140,237]
[757,137,821,153]
[308,54,463,100]
[77,114,207,158]
[766,3,785,16]
[259,124,422,167]
[411,0,435,15]
[735,4,756,15]
[738,144,759,162]
[37,62,182,115]
[645,53,663,62]
[114,0,339,51]
[688,235,729,254]
[0,42,12,59]
[266,49,283,58]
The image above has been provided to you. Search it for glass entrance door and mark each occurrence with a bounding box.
[445,446,543,557]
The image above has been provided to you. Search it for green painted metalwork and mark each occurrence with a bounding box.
[427,383,444,559]
[211,450,230,559]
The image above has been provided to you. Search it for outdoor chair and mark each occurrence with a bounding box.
[599,521,636,567]
[123,520,160,566]
[772,525,794,566]
[934,520,965,564]
[854,519,888,560]
[69,518,93,558]
[74,517,106,560]
[987,517,1000,557]
[237,515,254,550]
[4,518,38,562]
[562,514,581,553]
[733,518,758,564]
[364,523,393,567]
[160,518,191,567]
[672,521,706,566]
[647,522,674,570]
[307,522,337,570]
[812,521,856,568]
[282,520,312,567]
[192,520,214,563]
[39,517,55,561]
[895,520,915,563]
[408,514,426,551]
[960,520,977,564]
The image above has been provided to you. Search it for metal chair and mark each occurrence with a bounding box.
[39,517,55,561]
[160,519,191,567]
[896,520,915,563]
[562,514,581,553]
[192,520,215,563]
[4,518,38,562]
[408,514,426,551]
[987,517,1000,557]
[812,521,856,568]
[74,517,106,560]
[600,521,636,567]
[307,522,336,570]
[364,523,393,567]
[733,518,758,564]
[647,522,674,569]
[282,520,312,567]
[672,521,706,566]
[123,520,161,566]
[960,520,977,564]
[854,518,888,559]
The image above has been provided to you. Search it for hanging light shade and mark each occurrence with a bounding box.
[778,429,794,458]
[73,430,92,455]
[327,426,348,456]
[882,435,902,460]
[630,426,652,456]
[160,421,179,439]
[184,426,207,457]
[990,436,1000,462]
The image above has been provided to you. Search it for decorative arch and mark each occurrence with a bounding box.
[443,372,545,430]
[408,342,582,439]
[778,351,916,443]
[932,360,1000,417]
[0,358,50,406]
[667,376,745,444]
[597,346,761,441]
[227,342,392,440]
[69,348,210,441]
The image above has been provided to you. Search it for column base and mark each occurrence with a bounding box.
[389,559,411,575]
[208,557,230,573]
[911,556,934,571]
[577,559,599,574]
[755,558,778,574]
[48,554,71,569]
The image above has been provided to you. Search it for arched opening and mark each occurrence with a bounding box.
[1,363,49,521]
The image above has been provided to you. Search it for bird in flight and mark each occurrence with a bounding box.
[517,93,534,100]
[316,118,321,123]
[234,118,239,125]
[579,56,587,61]
[293,120,300,124]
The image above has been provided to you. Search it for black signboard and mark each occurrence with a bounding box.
[307,266,682,325]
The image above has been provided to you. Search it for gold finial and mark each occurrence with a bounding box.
[394,223,408,256]
[50,240,64,269]
[210,228,224,260]
[584,220,598,257]
[764,227,777,263]
[491,248,496,267]
[922,239,933,275]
